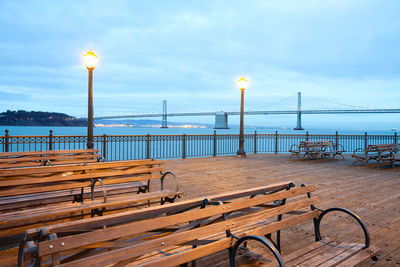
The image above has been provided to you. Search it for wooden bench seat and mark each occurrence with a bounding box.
[0,159,181,247]
[18,182,378,267]
[0,149,103,169]
[0,182,143,211]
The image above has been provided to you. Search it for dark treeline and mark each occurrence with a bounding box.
[0,110,87,126]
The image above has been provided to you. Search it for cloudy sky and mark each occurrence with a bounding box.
[0,0,399,129]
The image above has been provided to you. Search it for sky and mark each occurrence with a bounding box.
[0,0,399,129]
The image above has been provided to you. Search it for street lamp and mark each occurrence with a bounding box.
[83,49,98,149]
[237,76,248,156]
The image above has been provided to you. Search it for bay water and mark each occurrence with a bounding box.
[0,126,397,136]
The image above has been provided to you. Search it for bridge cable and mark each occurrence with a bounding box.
[302,94,371,109]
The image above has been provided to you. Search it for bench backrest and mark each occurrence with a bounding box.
[370,143,400,152]
[21,182,320,267]
[300,141,333,149]
[0,149,102,169]
[0,159,163,198]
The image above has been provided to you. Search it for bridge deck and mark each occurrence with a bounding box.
[94,108,400,119]
[163,154,399,266]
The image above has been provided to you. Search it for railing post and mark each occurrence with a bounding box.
[364,132,368,150]
[275,131,278,154]
[146,134,150,159]
[335,131,339,147]
[213,131,216,157]
[394,132,397,144]
[4,129,9,152]
[102,134,107,160]
[182,134,186,159]
[254,130,257,154]
[306,131,309,141]
[49,130,53,151]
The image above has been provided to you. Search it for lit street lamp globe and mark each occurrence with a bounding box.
[83,49,98,70]
[237,77,248,90]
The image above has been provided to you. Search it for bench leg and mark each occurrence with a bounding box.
[161,195,179,205]
[137,186,148,194]
[72,187,85,203]
[91,207,106,217]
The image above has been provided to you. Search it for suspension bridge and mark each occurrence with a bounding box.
[94,93,400,129]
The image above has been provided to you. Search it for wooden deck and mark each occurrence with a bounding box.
[1,153,398,266]
[162,154,399,266]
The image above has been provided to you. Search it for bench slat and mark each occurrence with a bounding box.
[335,245,380,266]
[0,154,100,163]
[0,174,161,198]
[0,149,102,169]
[280,242,378,267]
[0,182,145,211]
[314,243,364,266]
[285,240,341,266]
[0,190,183,230]
[0,160,163,176]
[0,166,162,187]
[0,149,99,157]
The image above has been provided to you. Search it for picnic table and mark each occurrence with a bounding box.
[290,141,344,160]
[352,143,400,168]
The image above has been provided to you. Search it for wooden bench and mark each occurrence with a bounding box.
[0,149,103,169]
[0,160,182,247]
[290,141,344,160]
[18,182,379,267]
[352,143,400,168]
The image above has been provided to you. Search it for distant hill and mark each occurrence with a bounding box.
[0,110,87,126]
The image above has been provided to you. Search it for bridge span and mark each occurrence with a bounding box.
[95,108,400,119]
[95,108,400,129]
[94,93,400,129]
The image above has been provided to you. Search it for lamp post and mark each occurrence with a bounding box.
[83,49,98,149]
[237,77,248,157]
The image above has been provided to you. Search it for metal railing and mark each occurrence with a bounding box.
[0,129,398,161]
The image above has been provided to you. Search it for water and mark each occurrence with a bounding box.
[1,125,397,160]
[0,125,397,136]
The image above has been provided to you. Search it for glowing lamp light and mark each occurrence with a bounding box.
[237,77,248,90]
[83,49,98,69]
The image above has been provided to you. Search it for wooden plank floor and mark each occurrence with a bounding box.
[162,154,400,266]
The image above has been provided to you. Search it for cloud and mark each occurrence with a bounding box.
[0,0,399,128]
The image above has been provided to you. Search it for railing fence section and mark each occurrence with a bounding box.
[0,130,398,161]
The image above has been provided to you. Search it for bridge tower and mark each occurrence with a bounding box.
[161,100,168,128]
[214,112,229,129]
[293,92,304,130]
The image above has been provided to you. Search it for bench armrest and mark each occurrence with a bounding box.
[315,207,370,249]
[230,235,284,267]
[161,171,180,192]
